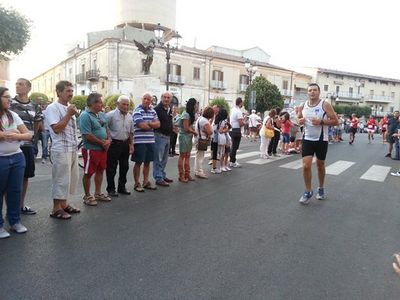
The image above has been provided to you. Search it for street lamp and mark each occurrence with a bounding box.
[154,23,182,91]
[244,58,257,110]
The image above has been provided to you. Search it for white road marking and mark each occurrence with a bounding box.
[235,151,262,160]
[247,155,289,165]
[360,165,391,182]
[279,157,316,169]
[326,160,355,175]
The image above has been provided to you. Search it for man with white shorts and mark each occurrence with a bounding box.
[45,81,80,219]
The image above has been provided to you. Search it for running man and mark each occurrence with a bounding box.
[348,113,359,145]
[366,115,377,143]
[297,83,338,205]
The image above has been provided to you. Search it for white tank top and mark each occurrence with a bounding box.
[302,100,328,141]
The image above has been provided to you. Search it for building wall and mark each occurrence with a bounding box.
[0,60,10,87]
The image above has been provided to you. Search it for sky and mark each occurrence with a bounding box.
[3,0,400,89]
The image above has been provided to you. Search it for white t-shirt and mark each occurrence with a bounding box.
[230,106,243,129]
[45,101,78,152]
[0,111,23,156]
[195,116,209,140]
[248,113,260,127]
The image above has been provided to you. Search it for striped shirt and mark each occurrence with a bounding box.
[133,105,158,144]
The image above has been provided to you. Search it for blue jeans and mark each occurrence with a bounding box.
[153,133,170,182]
[41,130,50,159]
[0,152,26,227]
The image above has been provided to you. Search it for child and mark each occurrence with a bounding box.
[280,112,292,155]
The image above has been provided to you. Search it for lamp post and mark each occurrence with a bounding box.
[154,23,182,91]
[244,58,257,110]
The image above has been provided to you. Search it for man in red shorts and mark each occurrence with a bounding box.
[349,113,359,145]
[79,93,111,206]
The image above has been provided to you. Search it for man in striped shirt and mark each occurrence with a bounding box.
[131,92,160,192]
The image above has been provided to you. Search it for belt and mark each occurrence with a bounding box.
[155,132,170,137]
[112,139,129,143]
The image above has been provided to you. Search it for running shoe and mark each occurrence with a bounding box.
[211,168,221,174]
[390,171,400,177]
[316,187,326,200]
[299,190,313,205]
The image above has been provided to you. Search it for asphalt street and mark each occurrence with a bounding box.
[1,133,400,299]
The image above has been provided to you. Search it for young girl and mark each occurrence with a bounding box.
[280,112,292,155]
[216,109,231,172]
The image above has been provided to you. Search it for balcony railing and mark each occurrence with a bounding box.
[210,80,226,90]
[75,73,86,84]
[281,89,292,97]
[86,69,99,81]
[336,91,363,100]
[365,95,394,103]
[167,74,185,84]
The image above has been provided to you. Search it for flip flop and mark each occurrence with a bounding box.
[63,205,80,214]
[94,193,112,202]
[50,209,71,220]
[143,182,157,190]
[83,195,98,206]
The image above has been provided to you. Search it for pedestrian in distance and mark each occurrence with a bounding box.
[153,91,175,187]
[45,81,80,220]
[105,95,134,197]
[0,87,32,238]
[348,113,359,145]
[297,83,339,205]
[131,92,160,192]
[229,97,245,168]
[80,93,112,205]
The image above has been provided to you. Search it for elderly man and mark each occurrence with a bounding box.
[105,95,134,197]
[45,81,80,219]
[153,91,174,187]
[11,78,43,215]
[132,92,160,192]
[80,93,111,206]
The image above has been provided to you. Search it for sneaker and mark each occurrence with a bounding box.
[316,187,326,200]
[225,166,232,171]
[21,206,36,215]
[10,222,27,234]
[210,168,222,174]
[221,167,228,172]
[299,190,313,205]
[229,162,241,168]
[0,227,10,239]
[385,153,392,158]
[391,171,400,177]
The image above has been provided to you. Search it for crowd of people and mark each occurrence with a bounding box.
[1,80,400,238]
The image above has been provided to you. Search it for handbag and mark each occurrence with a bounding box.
[264,118,274,139]
[196,118,210,151]
[218,132,227,145]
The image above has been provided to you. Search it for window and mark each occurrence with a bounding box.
[193,67,200,80]
[324,85,328,92]
[170,64,181,76]
[282,80,289,90]
[81,90,85,95]
[370,90,374,96]
[391,92,395,98]
[382,91,385,96]
[349,87,353,94]
[212,70,223,81]
[335,74,344,80]
[240,75,249,85]
[101,82,105,89]
[336,86,340,93]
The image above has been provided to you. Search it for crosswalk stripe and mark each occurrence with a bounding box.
[279,157,316,169]
[247,155,288,165]
[235,151,262,160]
[326,160,355,175]
[360,165,391,182]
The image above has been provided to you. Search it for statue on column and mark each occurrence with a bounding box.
[134,39,155,75]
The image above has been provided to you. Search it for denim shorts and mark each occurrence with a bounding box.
[131,143,155,163]
[282,133,290,144]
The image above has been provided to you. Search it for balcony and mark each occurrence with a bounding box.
[336,91,363,100]
[364,95,394,103]
[239,83,248,92]
[75,73,86,84]
[281,89,292,97]
[293,92,308,101]
[167,74,185,85]
[86,69,100,81]
[210,80,226,90]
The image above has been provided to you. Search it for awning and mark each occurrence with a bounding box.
[294,82,309,89]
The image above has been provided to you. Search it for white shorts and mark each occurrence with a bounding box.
[51,151,79,200]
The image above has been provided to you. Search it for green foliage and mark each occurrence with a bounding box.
[71,95,88,111]
[244,75,284,113]
[0,5,31,59]
[209,97,230,114]
[333,105,372,118]
[105,94,134,110]
[29,93,49,105]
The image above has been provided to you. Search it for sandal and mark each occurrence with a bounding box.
[63,205,80,214]
[50,209,71,220]
[134,183,145,192]
[94,193,112,202]
[83,195,98,206]
[143,182,157,190]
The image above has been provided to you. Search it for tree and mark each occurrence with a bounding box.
[333,104,372,118]
[29,92,49,105]
[105,94,134,110]
[244,75,283,113]
[209,97,230,114]
[71,95,88,111]
[0,5,31,59]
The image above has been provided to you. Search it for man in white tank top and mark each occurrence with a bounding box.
[297,83,339,205]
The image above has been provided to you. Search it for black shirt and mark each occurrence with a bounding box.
[154,103,173,136]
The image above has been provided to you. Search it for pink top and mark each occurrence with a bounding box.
[281,119,292,134]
